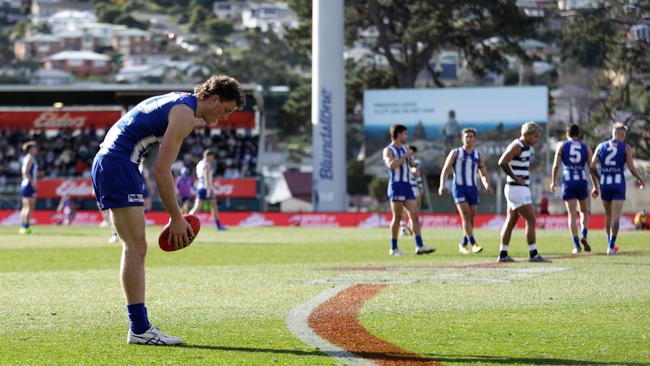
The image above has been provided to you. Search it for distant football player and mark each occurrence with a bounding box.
[383,124,434,256]
[189,150,227,231]
[439,128,492,254]
[590,122,645,254]
[175,166,194,214]
[497,122,550,263]
[400,145,424,236]
[550,124,599,254]
[19,141,38,234]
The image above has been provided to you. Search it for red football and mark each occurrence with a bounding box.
[158,214,201,252]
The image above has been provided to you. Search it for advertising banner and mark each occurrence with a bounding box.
[35,178,257,199]
[0,210,634,230]
[0,107,255,130]
[363,86,549,176]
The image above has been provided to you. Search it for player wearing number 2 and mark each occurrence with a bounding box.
[550,124,598,254]
[590,122,645,255]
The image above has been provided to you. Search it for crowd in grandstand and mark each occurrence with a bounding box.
[0,127,258,183]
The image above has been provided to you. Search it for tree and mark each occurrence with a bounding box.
[114,14,149,29]
[562,0,650,159]
[279,81,311,135]
[188,6,208,33]
[368,176,388,204]
[204,18,234,44]
[287,0,536,88]
[96,3,122,24]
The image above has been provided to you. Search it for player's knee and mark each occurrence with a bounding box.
[124,242,147,259]
[526,216,536,226]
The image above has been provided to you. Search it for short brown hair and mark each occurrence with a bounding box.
[389,124,407,140]
[462,128,477,137]
[194,74,244,108]
[22,141,36,153]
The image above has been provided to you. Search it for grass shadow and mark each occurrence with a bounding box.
[178,344,437,363]
[424,353,649,366]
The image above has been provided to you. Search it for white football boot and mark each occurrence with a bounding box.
[127,326,182,346]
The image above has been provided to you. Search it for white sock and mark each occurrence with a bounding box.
[528,243,537,251]
[500,244,509,252]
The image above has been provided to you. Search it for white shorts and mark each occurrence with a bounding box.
[505,185,532,210]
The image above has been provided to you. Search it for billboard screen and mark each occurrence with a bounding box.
[363,86,548,177]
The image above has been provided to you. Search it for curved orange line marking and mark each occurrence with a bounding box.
[308,284,442,366]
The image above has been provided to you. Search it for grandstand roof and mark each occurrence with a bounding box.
[0,83,263,111]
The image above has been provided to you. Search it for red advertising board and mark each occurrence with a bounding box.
[0,107,255,130]
[0,210,637,230]
[35,178,257,199]
[0,107,123,130]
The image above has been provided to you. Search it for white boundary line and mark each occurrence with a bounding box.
[285,285,377,366]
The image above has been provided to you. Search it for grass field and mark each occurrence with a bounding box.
[1,225,649,366]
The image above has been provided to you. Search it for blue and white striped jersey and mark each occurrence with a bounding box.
[452,147,480,188]
[597,139,627,187]
[385,144,410,184]
[21,155,38,186]
[196,159,212,189]
[99,92,198,163]
[561,138,588,183]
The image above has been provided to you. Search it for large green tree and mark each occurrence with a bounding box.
[562,0,650,159]
[287,0,536,88]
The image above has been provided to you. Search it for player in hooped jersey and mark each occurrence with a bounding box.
[400,145,423,236]
[438,128,492,254]
[19,141,38,234]
[590,123,645,255]
[383,124,435,256]
[497,122,550,263]
[91,75,243,345]
[550,124,599,254]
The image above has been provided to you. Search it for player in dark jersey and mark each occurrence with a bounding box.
[550,124,599,254]
[92,75,243,345]
[590,122,645,255]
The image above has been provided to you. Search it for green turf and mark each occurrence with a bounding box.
[1,226,649,365]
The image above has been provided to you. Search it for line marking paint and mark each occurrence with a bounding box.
[307,284,441,366]
[286,285,377,366]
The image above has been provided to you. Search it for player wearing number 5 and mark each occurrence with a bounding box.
[590,123,645,255]
[550,124,599,254]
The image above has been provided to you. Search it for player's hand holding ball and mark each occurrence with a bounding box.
[159,214,201,251]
